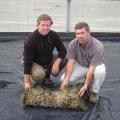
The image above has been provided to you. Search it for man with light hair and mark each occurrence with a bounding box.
[23,14,67,90]
[60,22,106,103]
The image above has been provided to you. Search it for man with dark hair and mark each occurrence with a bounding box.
[23,14,67,90]
[60,22,106,103]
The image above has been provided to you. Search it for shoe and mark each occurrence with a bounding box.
[45,79,54,85]
[42,79,54,85]
[90,92,99,103]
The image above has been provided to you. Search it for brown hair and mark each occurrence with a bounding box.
[37,14,53,26]
[75,22,90,32]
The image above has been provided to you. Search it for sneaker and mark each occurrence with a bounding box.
[42,79,54,85]
[45,79,54,85]
[90,92,99,103]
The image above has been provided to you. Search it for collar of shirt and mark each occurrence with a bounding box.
[34,29,49,38]
[85,36,93,48]
[79,36,93,49]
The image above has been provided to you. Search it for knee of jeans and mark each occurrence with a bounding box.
[94,69,106,77]
[31,69,46,80]
[31,63,46,80]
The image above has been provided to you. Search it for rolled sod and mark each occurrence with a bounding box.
[23,85,88,111]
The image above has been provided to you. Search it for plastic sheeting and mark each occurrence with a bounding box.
[0,33,120,120]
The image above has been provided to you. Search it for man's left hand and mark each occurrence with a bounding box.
[51,63,59,76]
[78,86,87,97]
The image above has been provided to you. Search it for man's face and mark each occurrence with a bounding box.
[75,27,90,45]
[37,20,51,35]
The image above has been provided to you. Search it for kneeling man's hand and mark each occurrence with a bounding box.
[60,80,68,90]
[51,63,59,76]
[78,85,87,97]
[24,81,31,91]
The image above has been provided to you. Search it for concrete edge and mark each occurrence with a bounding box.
[0,32,120,42]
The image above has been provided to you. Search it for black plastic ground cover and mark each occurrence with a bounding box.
[0,33,120,120]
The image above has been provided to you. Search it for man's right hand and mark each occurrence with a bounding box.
[24,74,31,91]
[60,80,68,90]
[24,81,31,91]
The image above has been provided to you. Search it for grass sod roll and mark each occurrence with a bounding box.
[23,85,88,111]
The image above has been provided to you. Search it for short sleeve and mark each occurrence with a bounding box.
[90,44,104,66]
[66,40,76,60]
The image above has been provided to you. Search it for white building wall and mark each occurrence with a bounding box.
[0,0,120,32]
